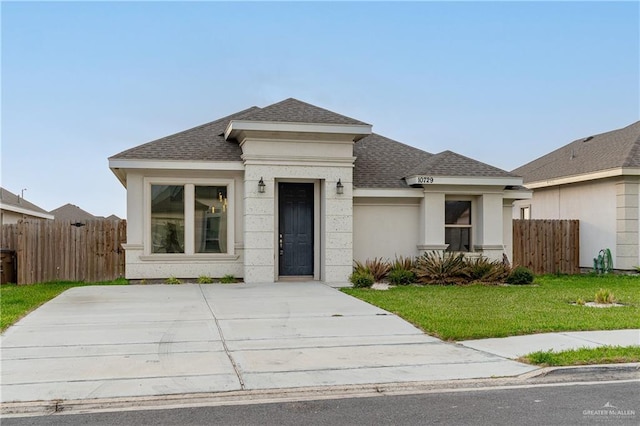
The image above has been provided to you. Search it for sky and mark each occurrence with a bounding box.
[2,1,639,219]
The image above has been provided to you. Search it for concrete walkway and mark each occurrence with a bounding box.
[460,329,640,359]
[1,282,539,403]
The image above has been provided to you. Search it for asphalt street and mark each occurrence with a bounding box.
[4,381,638,426]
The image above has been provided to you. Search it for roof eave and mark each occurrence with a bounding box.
[524,167,638,189]
[0,203,54,220]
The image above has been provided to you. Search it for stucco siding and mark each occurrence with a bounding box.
[521,179,618,268]
[353,199,420,261]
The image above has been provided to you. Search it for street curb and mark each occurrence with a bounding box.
[2,363,639,418]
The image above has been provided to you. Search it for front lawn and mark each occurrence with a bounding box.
[1,279,128,332]
[521,346,640,367]
[343,274,640,341]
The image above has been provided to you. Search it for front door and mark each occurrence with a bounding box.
[278,183,314,276]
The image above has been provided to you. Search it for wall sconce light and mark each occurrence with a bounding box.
[336,179,344,195]
[258,177,266,193]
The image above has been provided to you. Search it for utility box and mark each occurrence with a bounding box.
[0,249,16,284]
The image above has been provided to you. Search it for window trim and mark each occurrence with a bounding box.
[144,177,235,257]
[444,198,473,252]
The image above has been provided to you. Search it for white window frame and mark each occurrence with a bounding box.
[444,197,473,252]
[143,177,235,258]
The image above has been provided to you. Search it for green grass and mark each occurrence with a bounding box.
[521,345,640,367]
[343,274,640,341]
[1,279,128,332]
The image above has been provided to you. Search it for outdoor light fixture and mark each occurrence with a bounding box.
[258,177,266,193]
[336,179,344,195]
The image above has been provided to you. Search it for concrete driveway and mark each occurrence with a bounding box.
[1,282,537,403]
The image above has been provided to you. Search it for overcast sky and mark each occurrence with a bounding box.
[2,1,638,219]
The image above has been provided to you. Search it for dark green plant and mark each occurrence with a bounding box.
[349,270,374,288]
[388,268,415,285]
[220,274,236,284]
[466,257,510,283]
[506,266,534,285]
[413,251,467,285]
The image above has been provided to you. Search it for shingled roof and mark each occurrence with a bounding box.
[353,134,433,188]
[513,120,640,184]
[110,107,259,161]
[0,187,51,216]
[50,203,99,222]
[238,98,368,125]
[406,150,517,178]
[111,98,515,189]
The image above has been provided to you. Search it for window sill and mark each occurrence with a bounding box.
[139,254,239,262]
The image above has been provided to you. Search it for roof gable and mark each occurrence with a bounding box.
[406,150,517,178]
[513,121,640,184]
[50,203,99,222]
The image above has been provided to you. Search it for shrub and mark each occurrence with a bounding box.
[165,276,181,285]
[414,251,467,285]
[466,257,510,283]
[506,266,534,285]
[595,288,615,304]
[388,268,415,285]
[392,255,416,272]
[354,258,390,282]
[349,270,374,288]
[220,274,236,284]
[197,275,214,284]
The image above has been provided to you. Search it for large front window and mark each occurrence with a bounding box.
[150,182,231,255]
[445,200,471,252]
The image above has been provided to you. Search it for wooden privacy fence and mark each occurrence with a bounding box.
[1,219,126,284]
[513,219,579,275]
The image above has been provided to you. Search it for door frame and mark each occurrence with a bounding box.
[274,179,321,281]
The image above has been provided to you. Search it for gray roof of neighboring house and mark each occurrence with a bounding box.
[406,150,517,178]
[50,203,99,222]
[0,187,51,215]
[513,121,640,184]
[111,98,515,189]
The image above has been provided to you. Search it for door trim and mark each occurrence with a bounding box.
[275,179,321,281]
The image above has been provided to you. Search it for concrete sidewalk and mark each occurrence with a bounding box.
[460,329,640,359]
[1,282,538,403]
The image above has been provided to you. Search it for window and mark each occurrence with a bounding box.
[151,185,185,253]
[445,201,471,252]
[149,182,232,255]
[520,206,531,220]
[194,186,228,253]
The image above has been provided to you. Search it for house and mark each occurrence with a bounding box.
[50,203,100,223]
[0,187,54,226]
[512,121,640,271]
[109,98,530,283]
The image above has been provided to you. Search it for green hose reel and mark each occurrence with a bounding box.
[593,248,613,274]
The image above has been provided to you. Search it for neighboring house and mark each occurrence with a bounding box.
[0,187,54,226]
[50,203,100,223]
[49,203,121,223]
[512,121,640,271]
[109,98,530,283]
